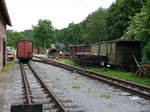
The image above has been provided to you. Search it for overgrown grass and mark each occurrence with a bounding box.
[58,59,150,86]
[88,67,150,86]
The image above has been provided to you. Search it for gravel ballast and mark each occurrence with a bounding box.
[32,62,150,112]
[0,61,150,112]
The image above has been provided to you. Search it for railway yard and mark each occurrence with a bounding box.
[0,57,150,112]
[1,0,150,111]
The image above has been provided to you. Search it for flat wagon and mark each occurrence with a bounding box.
[17,40,33,63]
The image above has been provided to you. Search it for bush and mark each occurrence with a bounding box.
[141,42,150,64]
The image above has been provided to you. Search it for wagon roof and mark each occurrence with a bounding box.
[0,0,11,26]
[70,44,91,47]
[90,39,141,46]
[108,39,141,43]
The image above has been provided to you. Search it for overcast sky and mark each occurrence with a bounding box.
[5,0,116,31]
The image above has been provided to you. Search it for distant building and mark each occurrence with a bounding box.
[0,0,11,69]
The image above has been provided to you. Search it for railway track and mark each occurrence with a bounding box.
[33,56,150,101]
[11,62,84,112]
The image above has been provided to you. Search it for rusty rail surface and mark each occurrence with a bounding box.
[33,56,150,100]
[27,63,68,112]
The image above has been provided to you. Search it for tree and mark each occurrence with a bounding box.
[55,23,84,48]
[123,7,146,40]
[123,0,150,43]
[6,30,27,48]
[106,0,146,40]
[21,29,33,40]
[83,8,108,43]
[33,19,55,48]
[123,0,150,64]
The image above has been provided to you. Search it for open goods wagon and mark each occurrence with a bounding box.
[17,40,33,63]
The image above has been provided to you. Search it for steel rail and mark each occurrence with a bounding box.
[27,63,68,112]
[33,57,150,100]
[20,62,32,104]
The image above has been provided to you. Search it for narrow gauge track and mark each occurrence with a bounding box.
[16,62,82,112]
[33,56,150,101]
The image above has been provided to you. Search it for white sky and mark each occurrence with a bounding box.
[5,0,116,31]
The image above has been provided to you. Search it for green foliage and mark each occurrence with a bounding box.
[141,42,150,64]
[123,1,150,64]
[106,0,146,40]
[55,0,146,45]
[83,8,108,43]
[6,30,27,48]
[56,23,84,48]
[21,30,33,40]
[123,4,150,43]
[33,19,55,48]
[123,7,146,40]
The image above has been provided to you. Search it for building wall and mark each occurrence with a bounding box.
[0,13,6,70]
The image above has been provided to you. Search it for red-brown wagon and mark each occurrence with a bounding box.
[17,40,33,63]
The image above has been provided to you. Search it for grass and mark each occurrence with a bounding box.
[58,59,150,86]
[0,61,15,73]
[100,94,112,99]
[88,67,150,86]
[72,84,81,88]
[59,58,80,67]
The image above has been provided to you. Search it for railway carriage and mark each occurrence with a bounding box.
[17,40,33,63]
[91,40,141,69]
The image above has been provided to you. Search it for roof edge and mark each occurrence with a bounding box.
[1,0,12,26]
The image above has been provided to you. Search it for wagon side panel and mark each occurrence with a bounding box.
[108,43,116,65]
[100,43,107,56]
[91,44,99,55]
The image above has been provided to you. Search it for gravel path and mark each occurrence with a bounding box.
[0,64,18,112]
[32,61,150,112]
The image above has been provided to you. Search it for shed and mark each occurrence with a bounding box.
[0,0,11,69]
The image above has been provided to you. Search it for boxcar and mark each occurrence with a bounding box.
[17,40,33,63]
[69,44,91,58]
[91,40,141,69]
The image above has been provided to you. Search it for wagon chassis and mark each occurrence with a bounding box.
[33,56,150,101]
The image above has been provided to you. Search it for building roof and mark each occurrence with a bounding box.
[0,0,11,26]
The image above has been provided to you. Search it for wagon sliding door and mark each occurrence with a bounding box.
[17,41,24,58]
[24,41,32,58]
[107,43,116,65]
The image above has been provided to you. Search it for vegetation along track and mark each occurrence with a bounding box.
[12,62,83,112]
[33,56,150,101]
